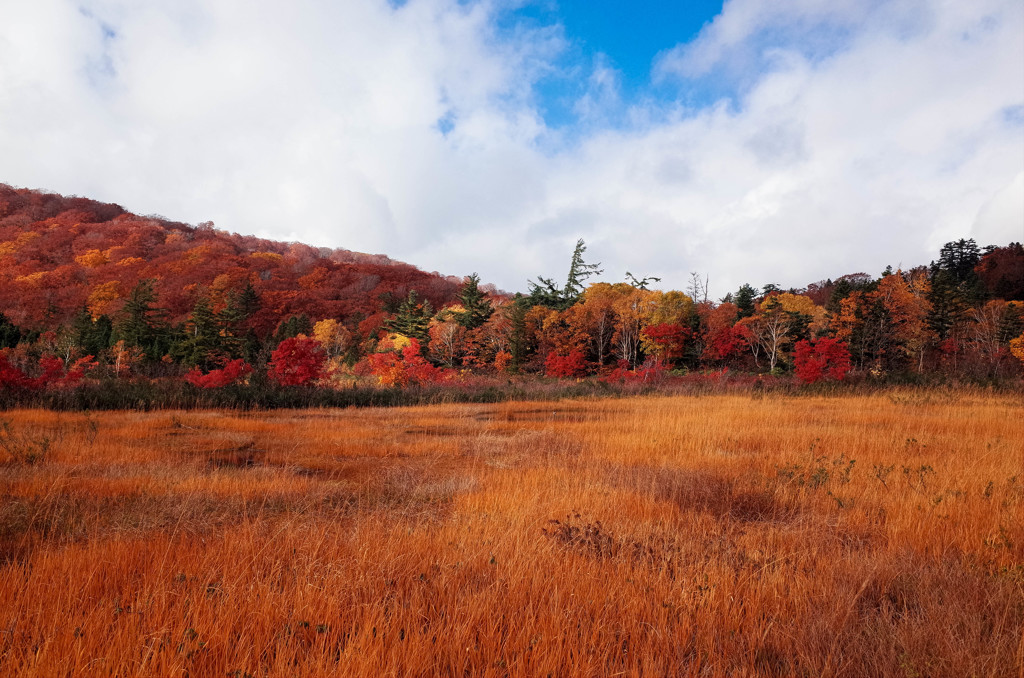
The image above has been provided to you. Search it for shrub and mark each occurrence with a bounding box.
[794,338,852,384]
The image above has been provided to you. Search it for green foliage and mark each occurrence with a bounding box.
[506,295,529,372]
[71,308,112,356]
[114,279,172,360]
[625,272,660,290]
[274,314,313,343]
[385,291,433,344]
[733,284,758,319]
[456,273,493,329]
[528,238,602,310]
[0,312,22,349]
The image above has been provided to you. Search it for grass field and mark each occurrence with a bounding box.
[1,391,1022,677]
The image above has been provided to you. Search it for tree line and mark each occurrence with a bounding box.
[1,233,1022,405]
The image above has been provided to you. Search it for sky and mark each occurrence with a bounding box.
[1,0,1022,297]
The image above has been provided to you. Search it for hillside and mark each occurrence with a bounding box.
[0,183,1022,404]
[0,184,462,336]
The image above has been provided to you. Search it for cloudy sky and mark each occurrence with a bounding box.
[1,0,1022,296]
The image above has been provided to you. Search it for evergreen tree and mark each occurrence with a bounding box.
[927,238,985,339]
[506,295,529,372]
[456,273,493,329]
[71,308,112,356]
[274,314,313,343]
[527,238,602,310]
[734,283,758,319]
[563,238,602,303]
[0,312,21,349]
[114,279,170,360]
[385,291,432,344]
[172,292,225,369]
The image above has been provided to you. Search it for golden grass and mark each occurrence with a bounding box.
[0,391,1022,677]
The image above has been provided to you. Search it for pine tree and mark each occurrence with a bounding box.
[527,239,602,310]
[386,291,433,344]
[71,308,112,356]
[563,239,602,303]
[506,295,529,372]
[172,292,226,369]
[115,279,170,360]
[734,284,758,319]
[0,312,21,349]
[456,273,493,329]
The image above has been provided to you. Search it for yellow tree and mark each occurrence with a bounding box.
[612,287,658,367]
[1009,333,1024,366]
[737,296,794,371]
[875,270,933,371]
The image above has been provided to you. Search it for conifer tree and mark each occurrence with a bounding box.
[456,273,493,329]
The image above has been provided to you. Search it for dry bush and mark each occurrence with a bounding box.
[0,391,1021,676]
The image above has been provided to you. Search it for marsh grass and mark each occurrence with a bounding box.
[0,392,1021,676]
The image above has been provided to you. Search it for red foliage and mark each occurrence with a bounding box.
[0,353,35,390]
[600,358,667,384]
[702,326,746,362]
[62,356,98,385]
[545,350,589,379]
[368,338,449,387]
[268,337,326,386]
[794,338,852,384]
[184,359,253,388]
[0,354,80,390]
[642,323,688,362]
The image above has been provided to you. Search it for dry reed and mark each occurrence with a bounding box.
[0,390,1021,676]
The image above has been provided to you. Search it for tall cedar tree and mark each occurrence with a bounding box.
[528,238,602,309]
[115,279,171,360]
[733,284,758,319]
[172,292,225,369]
[0,313,21,348]
[386,291,433,345]
[456,273,493,329]
[927,238,983,339]
[71,308,112,357]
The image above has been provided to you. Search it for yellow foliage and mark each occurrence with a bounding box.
[649,290,695,326]
[770,292,818,317]
[0,231,40,256]
[251,252,283,263]
[377,333,412,352]
[75,249,108,268]
[313,319,353,358]
[15,272,46,286]
[1010,334,1024,365]
[185,244,213,262]
[116,257,145,267]
[87,281,121,319]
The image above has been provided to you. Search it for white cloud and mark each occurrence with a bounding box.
[0,0,1021,298]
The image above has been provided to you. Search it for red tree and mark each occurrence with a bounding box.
[794,338,852,384]
[368,338,448,387]
[641,323,689,363]
[185,359,253,388]
[268,337,326,386]
[545,350,588,378]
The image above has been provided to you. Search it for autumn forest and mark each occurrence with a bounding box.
[0,183,1021,408]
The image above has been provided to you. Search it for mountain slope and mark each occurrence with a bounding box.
[0,184,462,336]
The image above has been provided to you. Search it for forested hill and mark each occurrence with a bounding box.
[0,184,463,335]
[1,183,1022,398]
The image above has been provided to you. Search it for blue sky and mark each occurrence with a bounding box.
[505,0,726,127]
[1,0,1021,295]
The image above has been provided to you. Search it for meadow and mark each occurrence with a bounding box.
[0,391,1021,677]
